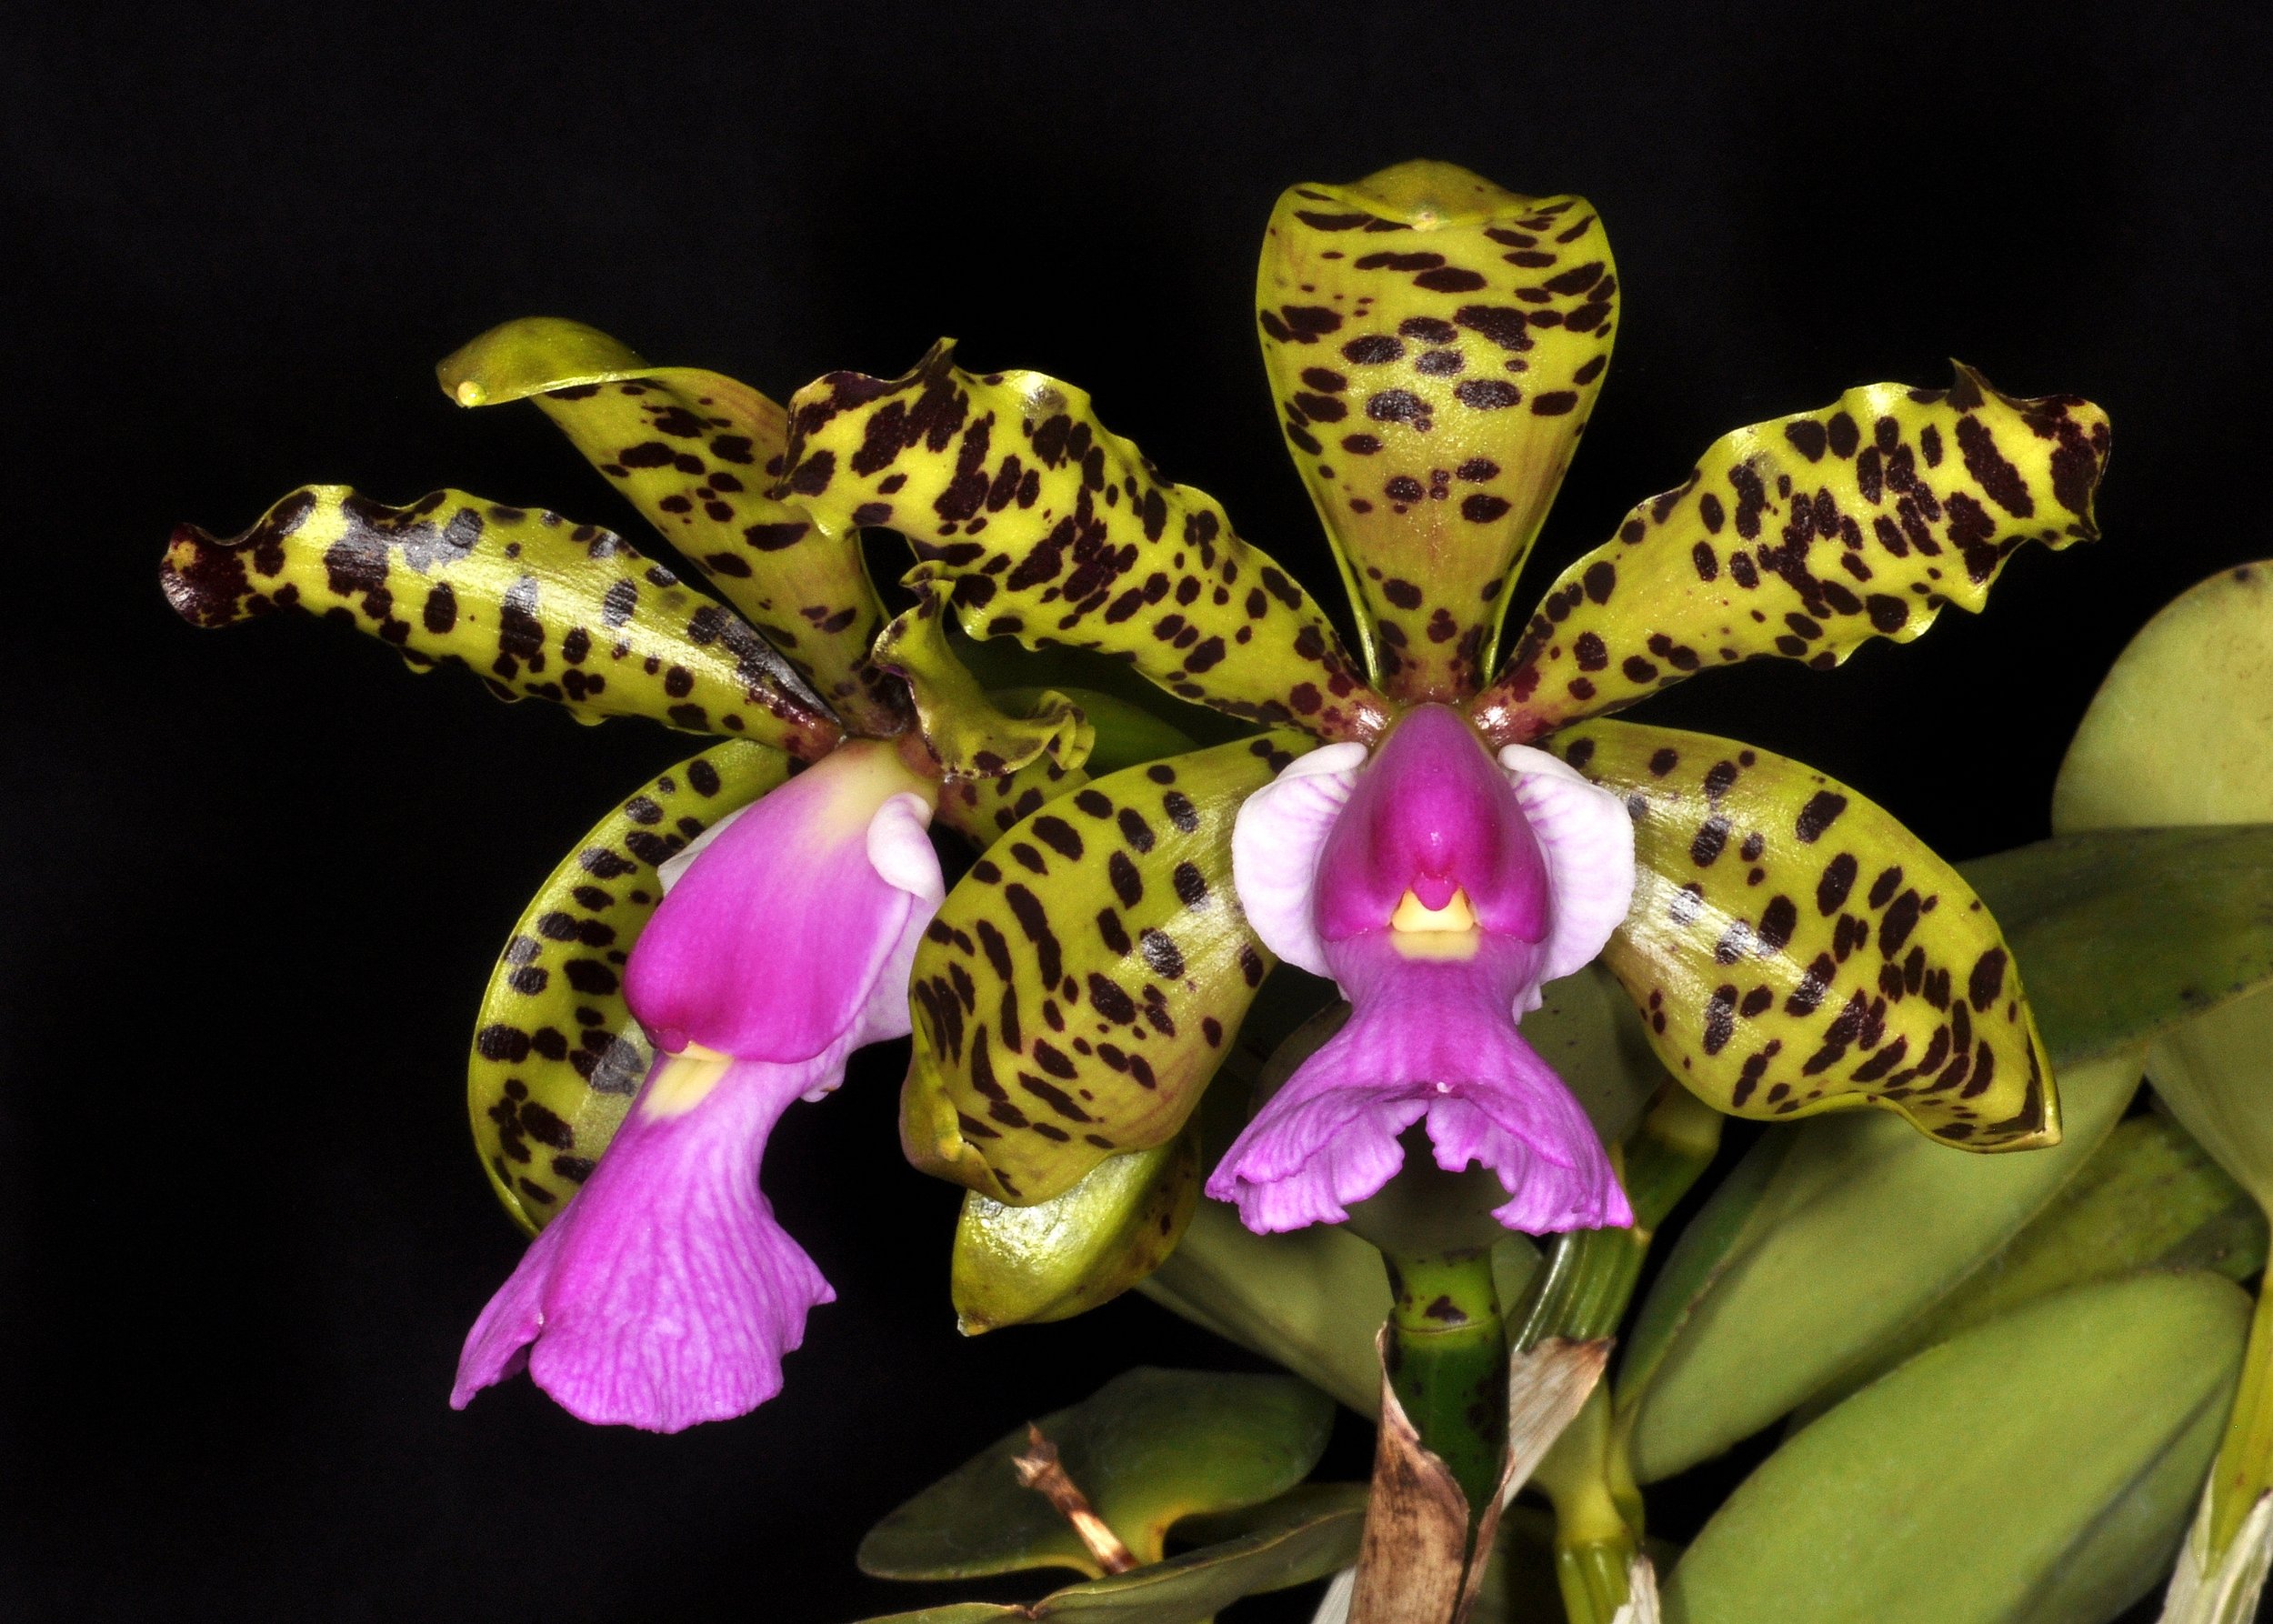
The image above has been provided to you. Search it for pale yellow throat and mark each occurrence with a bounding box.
[641,1044,735,1119]
[1388,887,1482,961]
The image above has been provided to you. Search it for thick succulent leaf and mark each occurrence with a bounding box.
[163,486,839,755]
[1143,1198,1538,1421]
[469,742,789,1232]
[877,584,1095,779]
[777,344,1390,740]
[438,317,902,731]
[1621,1050,2139,1480]
[1471,367,2109,744]
[1558,719,2054,1149]
[1257,160,1617,701]
[902,737,1304,1206]
[952,1123,1200,1333]
[2054,560,2273,1210]
[2055,561,2273,834]
[858,1368,1335,1579]
[1138,1200,1395,1416]
[1961,827,2273,1069]
[849,1493,1365,1624]
[1624,819,2273,1469]
[1659,1272,2248,1624]
[1793,1111,2267,1422]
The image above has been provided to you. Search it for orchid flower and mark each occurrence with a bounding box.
[771,159,2109,1242]
[162,320,1096,1429]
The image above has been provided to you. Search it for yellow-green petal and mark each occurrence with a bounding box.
[778,344,1391,741]
[438,317,903,732]
[1470,367,2110,744]
[903,737,1302,1205]
[1257,160,1617,701]
[469,741,790,1232]
[163,486,840,756]
[1558,719,2055,1150]
[951,1125,1201,1333]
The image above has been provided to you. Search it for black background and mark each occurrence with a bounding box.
[6,2,2269,1619]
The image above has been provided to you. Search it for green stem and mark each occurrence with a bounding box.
[1383,1248,1509,1519]
[1515,1084,1725,1623]
[2209,1268,2273,1554]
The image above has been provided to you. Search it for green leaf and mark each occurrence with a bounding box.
[1659,1272,2249,1624]
[468,742,788,1231]
[1962,827,2273,1070]
[952,1123,1201,1333]
[847,1491,1364,1623]
[162,486,839,756]
[2053,561,2273,833]
[1557,719,2056,1151]
[1791,1110,2268,1422]
[1256,161,1617,701]
[1622,1049,2141,1482]
[1470,366,2109,745]
[437,317,903,732]
[776,344,1391,741]
[903,737,1302,1206]
[1141,1203,1541,1419]
[857,1368,1336,1581]
[1137,1199,1394,1416]
[2054,560,2273,1208]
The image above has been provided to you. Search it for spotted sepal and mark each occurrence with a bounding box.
[1470,367,2111,744]
[470,740,792,1232]
[903,734,1305,1205]
[1258,161,1617,703]
[1557,718,2056,1150]
[438,317,904,735]
[162,486,841,757]
[779,343,1391,742]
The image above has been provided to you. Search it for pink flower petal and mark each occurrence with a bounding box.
[1498,745,1637,990]
[1229,741,1367,975]
[453,1047,842,1432]
[1205,935,1629,1236]
[625,742,940,1062]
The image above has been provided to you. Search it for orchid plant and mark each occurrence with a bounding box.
[166,160,2273,1624]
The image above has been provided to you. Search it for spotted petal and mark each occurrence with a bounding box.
[777,344,1390,741]
[903,736,1305,1205]
[1555,718,2057,1150]
[439,318,903,732]
[470,741,790,1233]
[1257,161,1617,702]
[1470,367,2111,744]
[163,486,839,755]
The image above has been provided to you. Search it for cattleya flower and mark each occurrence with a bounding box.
[791,159,2109,1241]
[162,320,1100,1429]
[164,155,2116,1437]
